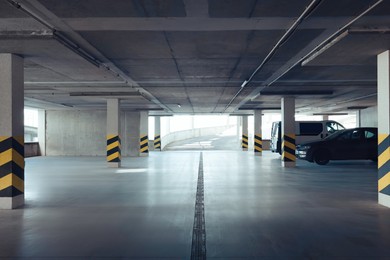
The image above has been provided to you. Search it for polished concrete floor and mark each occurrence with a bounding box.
[1,151,390,259]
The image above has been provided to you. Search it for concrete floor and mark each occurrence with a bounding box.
[1,151,390,259]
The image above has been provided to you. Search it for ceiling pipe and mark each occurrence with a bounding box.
[267,0,383,86]
[223,0,323,112]
[7,0,101,67]
[7,0,174,113]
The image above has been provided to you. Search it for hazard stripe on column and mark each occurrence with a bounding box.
[378,134,390,195]
[140,135,149,153]
[154,135,161,150]
[282,134,296,162]
[242,134,248,149]
[254,134,262,153]
[107,135,121,162]
[0,136,24,197]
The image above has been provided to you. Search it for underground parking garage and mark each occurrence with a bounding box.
[1,0,390,258]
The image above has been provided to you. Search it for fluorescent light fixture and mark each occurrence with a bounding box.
[313,113,348,116]
[301,31,349,66]
[241,80,248,88]
[69,92,140,97]
[177,104,182,108]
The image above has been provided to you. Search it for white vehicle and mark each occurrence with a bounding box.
[270,120,345,154]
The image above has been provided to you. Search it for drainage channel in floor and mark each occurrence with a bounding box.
[191,152,206,260]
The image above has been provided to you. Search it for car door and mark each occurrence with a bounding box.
[331,129,362,159]
[361,129,377,159]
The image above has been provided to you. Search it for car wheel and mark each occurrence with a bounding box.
[314,150,330,165]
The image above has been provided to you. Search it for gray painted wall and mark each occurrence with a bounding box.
[46,110,141,156]
[360,106,378,127]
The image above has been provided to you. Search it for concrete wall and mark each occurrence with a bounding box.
[46,110,141,156]
[122,112,140,157]
[46,110,238,155]
[46,110,107,156]
[161,125,235,150]
[360,106,378,127]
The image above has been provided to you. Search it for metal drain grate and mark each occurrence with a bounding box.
[191,152,206,260]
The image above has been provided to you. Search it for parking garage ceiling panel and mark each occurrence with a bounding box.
[208,0,308,18]
[38,0,187,18]
[0,0,388,114]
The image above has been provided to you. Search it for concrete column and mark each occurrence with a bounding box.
[191,115,195,129]
[356,110,361,127]
[139,111,149,156]
[106,99,121,168]
[378,50,390,207]
[154,116,161,151]
[281,97,296,167]
[236,116,241,141]
[241,116,248,151]
[254,110,263,156]
[0,54,24,209]
[38,109,46,156]
[322,115,329,121]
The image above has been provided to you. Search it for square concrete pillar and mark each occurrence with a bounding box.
[38,109,46,156]
[241,116,248,151]
[378,50,390,207]
[154,116,161,151]
[139,111,149,156]
[107,99,121,168]
[254,110,263,156]
[281,97,296,167]
[0,54,24,209]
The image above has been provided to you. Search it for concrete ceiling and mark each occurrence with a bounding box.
[1,0,389,115]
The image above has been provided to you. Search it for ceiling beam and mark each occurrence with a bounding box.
[9,0,172,112]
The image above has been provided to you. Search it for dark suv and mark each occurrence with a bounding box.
[296,127,378,165]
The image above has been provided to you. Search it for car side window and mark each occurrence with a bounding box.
[364,130,376,140]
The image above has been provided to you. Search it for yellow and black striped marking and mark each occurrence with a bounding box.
[282,134,296,162]
[107,135,121,163]
[254,134,262,153]
[0,136,24,197]
[378,134,390,195]
[242,134,248,149]
[140,134,149,153]
[154,135,161,150]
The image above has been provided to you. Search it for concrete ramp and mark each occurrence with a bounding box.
[165,127,239,151]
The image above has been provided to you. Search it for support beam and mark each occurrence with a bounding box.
[281,97,296,167]
[254,110,263,156]
[139,111,149,156]
[378,50,390,207]
[0,54,24,209]
[242,116,248,151]
[154,116,161,151]
[106,99,121,168]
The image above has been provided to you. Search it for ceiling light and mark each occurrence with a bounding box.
[301,31,349,66]
[241,80,248,88]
